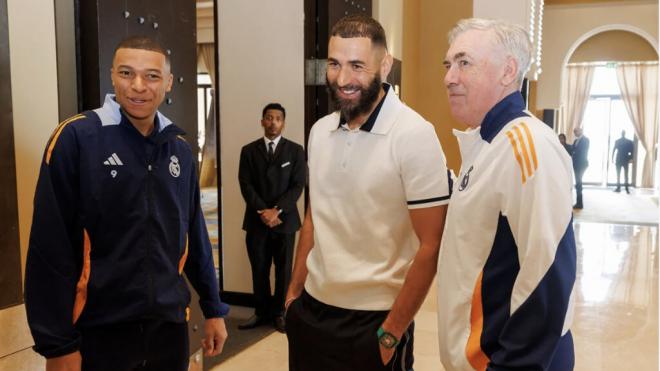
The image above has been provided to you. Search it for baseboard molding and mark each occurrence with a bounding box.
[221,291,256,307]
[0,304,34,357]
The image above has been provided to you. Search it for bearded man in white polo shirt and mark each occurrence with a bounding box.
[284,15,451,371]
[438,18,576,371]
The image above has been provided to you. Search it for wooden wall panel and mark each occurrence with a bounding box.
[78,0,199,162]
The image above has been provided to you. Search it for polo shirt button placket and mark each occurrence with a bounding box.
[340,134,352,171]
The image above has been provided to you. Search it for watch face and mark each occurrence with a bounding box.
[379,333,398,349]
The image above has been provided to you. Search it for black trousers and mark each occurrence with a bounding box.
[615,162,629,190]
[246,230,295,318]
[286,290,415,371]
[80,320,188,371]
[573,165,587,206]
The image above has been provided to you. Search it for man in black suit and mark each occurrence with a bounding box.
[238,103,306,333]
[612,130,634,193]
[572,127,589,209]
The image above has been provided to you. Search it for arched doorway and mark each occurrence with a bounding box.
[559,25,658,188]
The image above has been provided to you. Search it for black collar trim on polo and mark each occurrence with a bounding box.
[338,83,390,132]
[479,91,530,143]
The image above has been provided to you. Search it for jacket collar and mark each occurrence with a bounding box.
[94,94,174,133]
[479,92,529,143]
[256,137,287,162]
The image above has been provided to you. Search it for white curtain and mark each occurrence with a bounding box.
[197,43,217,187]
[616,62,659,188]
[560,64,595,141]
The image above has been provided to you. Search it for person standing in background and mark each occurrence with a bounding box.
[612,130,634,193]
[559,133,572,155]
[238,103,306,333]
[572,126,589,209]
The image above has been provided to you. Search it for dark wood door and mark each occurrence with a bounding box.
[0,0,22,310]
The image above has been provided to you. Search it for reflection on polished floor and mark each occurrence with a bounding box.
[213,221,658,371]
[572,222,658,370]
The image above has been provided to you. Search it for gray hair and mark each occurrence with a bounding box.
[448,18,532,85]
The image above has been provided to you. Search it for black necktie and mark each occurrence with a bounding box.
[268,141,274,161]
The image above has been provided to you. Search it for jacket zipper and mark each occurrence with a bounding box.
[146,155,155,309]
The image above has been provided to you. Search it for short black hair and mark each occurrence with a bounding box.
[262,103,286,119]
[330,14,387,50]
[114,35,170,66]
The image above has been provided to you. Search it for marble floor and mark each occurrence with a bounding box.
[212,220,658,371]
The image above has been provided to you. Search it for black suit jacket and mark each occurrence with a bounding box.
[239,137,306,234]
[613,137,634,165]
[572,135,590,170]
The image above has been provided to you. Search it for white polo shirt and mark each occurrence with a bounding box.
[305,85,451,310]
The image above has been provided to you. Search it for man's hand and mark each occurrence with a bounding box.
[46,351,81,371]
[202,318,228,357]
[258,208,281,225]
[258,208,282,228]
[379,344,396,366]
[267,217,283,228]
[284,291,300,312]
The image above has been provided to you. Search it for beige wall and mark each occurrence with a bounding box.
[218,0,305,293]
[473,0,531,29]
[536,1,658,109]
[373,0,403,60]
[196,6,214,44]
[1,0,59,366]
[402,0,473,173]
[569,30,658,62]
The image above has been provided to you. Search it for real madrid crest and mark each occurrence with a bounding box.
[169,155,181,178]
[458,165,473,191]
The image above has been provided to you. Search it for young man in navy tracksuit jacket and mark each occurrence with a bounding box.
[25,36,229,371]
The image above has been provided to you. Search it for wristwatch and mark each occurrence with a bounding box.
[377,327,399,349]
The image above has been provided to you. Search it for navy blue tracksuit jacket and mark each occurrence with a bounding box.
[25,95,229,358]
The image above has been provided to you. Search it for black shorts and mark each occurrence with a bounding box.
[286,290,414,371]
[79,319,189,371]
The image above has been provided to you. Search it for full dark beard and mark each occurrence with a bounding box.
[327,74,382,122]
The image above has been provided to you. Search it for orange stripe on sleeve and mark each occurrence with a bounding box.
[178,235,189,274]
[513,126,533,177]
[46,114,85,164]
[505,131,527,184]
[73,229,91,324]
[520,122,538,170]
[466,271,489,371]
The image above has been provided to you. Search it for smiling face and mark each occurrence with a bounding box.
[111,48,173,129]
[443,29,514,128]
[326,36,391,123]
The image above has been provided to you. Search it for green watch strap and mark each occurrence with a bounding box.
[377,326,399,349]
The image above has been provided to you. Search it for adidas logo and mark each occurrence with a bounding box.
[103,153,124,166]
